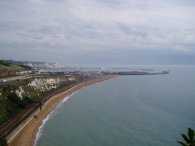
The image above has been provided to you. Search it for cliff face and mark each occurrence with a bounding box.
[15,78,61,100]
[0,76,77,125]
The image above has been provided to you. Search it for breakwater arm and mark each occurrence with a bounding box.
[101,70,170,75]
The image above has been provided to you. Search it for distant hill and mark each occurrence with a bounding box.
[0,60,25,72]
[0,60,36,73]
[7,60,45,66]
[0,59,66,71]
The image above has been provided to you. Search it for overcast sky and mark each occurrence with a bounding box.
[0,0,195,65]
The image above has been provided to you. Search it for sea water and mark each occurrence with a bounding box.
[36,65,195,146]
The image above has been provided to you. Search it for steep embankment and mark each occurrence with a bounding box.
[0,76,77,125]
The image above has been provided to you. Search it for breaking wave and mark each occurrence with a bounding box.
[34,92,77,146]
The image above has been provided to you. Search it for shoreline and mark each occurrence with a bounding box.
[8,75,116,146]
[33,93,73,146]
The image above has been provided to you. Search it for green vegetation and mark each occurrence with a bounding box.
[0,70,96,145]
[0,75,81,125]
[178,128,195,146]
[0,59,26,72]
[18,64,33,70]
[0,138,7,146]
[7,93,33,109]
[0,64,24,72]
[0,60,11,67]
[0,79,41,124]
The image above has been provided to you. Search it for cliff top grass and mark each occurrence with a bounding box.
[0,60,25,72]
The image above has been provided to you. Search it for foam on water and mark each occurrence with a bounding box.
[34,92,77,146]
[35,66,195,146]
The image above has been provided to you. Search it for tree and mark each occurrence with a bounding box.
[178,128,195,146]
[0,138,7,146]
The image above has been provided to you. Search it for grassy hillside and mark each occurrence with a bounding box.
[0,60,26,72]
[0,75,80,125]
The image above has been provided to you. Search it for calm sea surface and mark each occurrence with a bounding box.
[36,66,195,146]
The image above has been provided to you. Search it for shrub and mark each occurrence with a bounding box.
[0,138,7,146]
[178,128,195,146]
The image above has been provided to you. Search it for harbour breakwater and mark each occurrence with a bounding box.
[101,70,170,75]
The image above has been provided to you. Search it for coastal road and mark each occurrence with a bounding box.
[2,76,31,81]
[0,75,40,85]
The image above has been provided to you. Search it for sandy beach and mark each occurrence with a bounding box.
[8,75,116,146]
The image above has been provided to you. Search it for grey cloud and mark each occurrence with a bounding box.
[0,0,195,64]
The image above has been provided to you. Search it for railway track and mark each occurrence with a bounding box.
[0,103,39,138]
[0,83,77,139]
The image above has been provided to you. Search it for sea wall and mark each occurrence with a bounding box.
[0,76,77,125]
[6,108,40,144]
